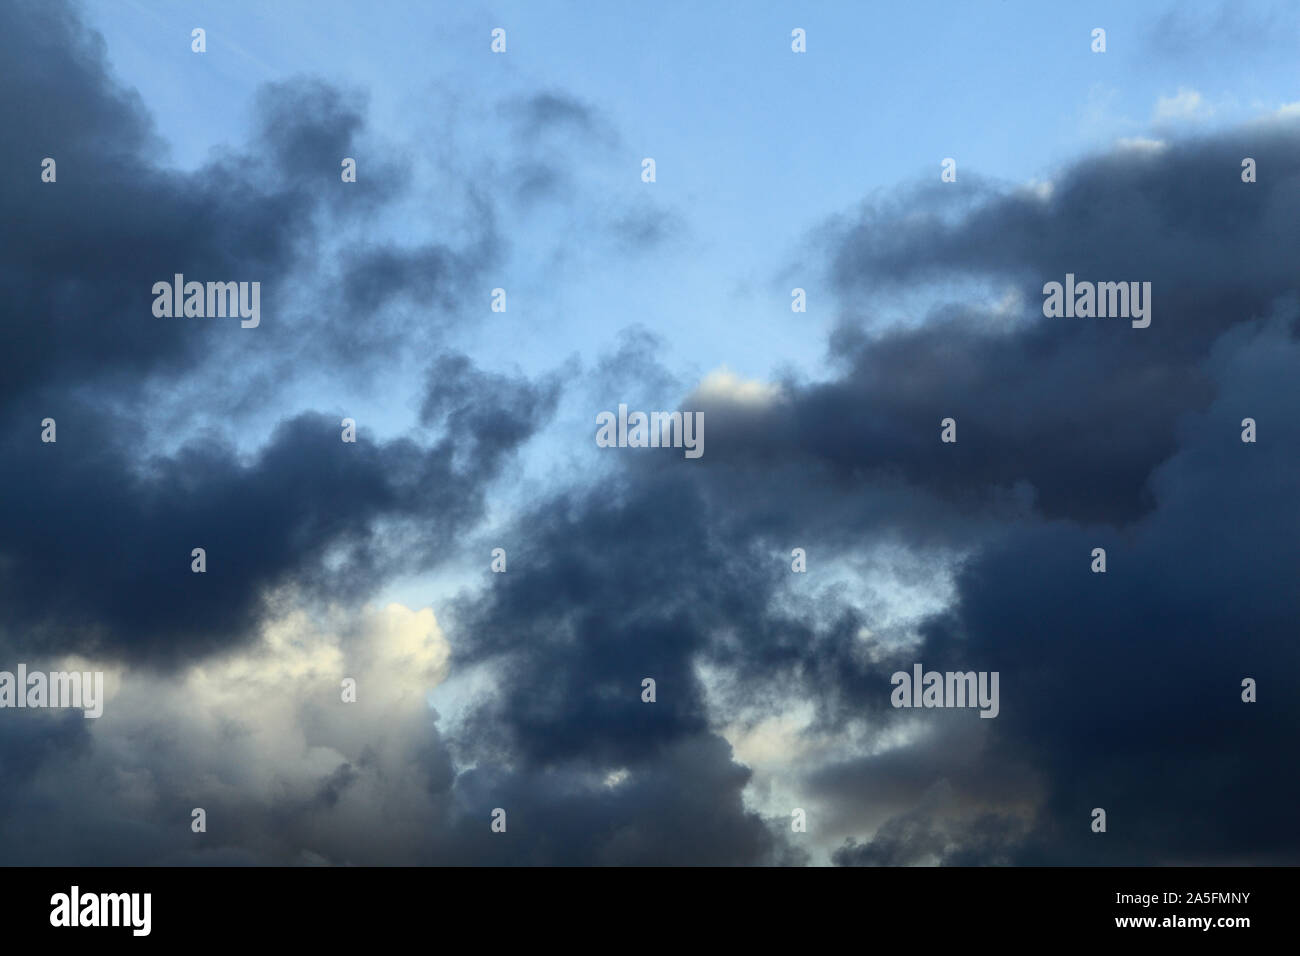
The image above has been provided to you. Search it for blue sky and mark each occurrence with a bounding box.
[84,0,1300,499]
[89,0,1300,392]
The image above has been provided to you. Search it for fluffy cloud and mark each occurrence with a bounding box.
[1,601,454,864]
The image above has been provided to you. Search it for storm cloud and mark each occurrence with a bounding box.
[1,0,1296,867]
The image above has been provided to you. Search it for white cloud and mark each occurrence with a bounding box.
[1116,136,1168,153]
[1017,179,1054,203]
[691,366,782,408]
[1245,101,1300,128]
[21,599,453,864]
[1153,88,1213,123]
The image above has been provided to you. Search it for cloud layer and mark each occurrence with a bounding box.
[2,0,1296,865]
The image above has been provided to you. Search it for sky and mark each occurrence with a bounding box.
[1,0,1298,865]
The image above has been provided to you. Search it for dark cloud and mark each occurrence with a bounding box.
[420,351,567,471]
[894,314,1300,864]
[1,0,501,416]
[832,780,1031,866]
[699,126,1300,529]
[827,132,1300,348]
[0,384,547,667]
[691,310,1213,525]
[1143,2,1299,58]
[0,0,545,668]
[495,90,678,247]
[428,734,802,866]
[500,92,615,146]
[444,120,1300,864]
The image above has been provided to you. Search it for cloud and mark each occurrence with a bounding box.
[0,359,554,668]
[439,117,1300,864]
[1115,136,1167,153]
[1153,87,1214,124]
[1143,3,1298,59]
[0,601,457,865]
[5,0,1298,867]
[499,92,617,147]
[0,1,554,669]
[690,367,783,409]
